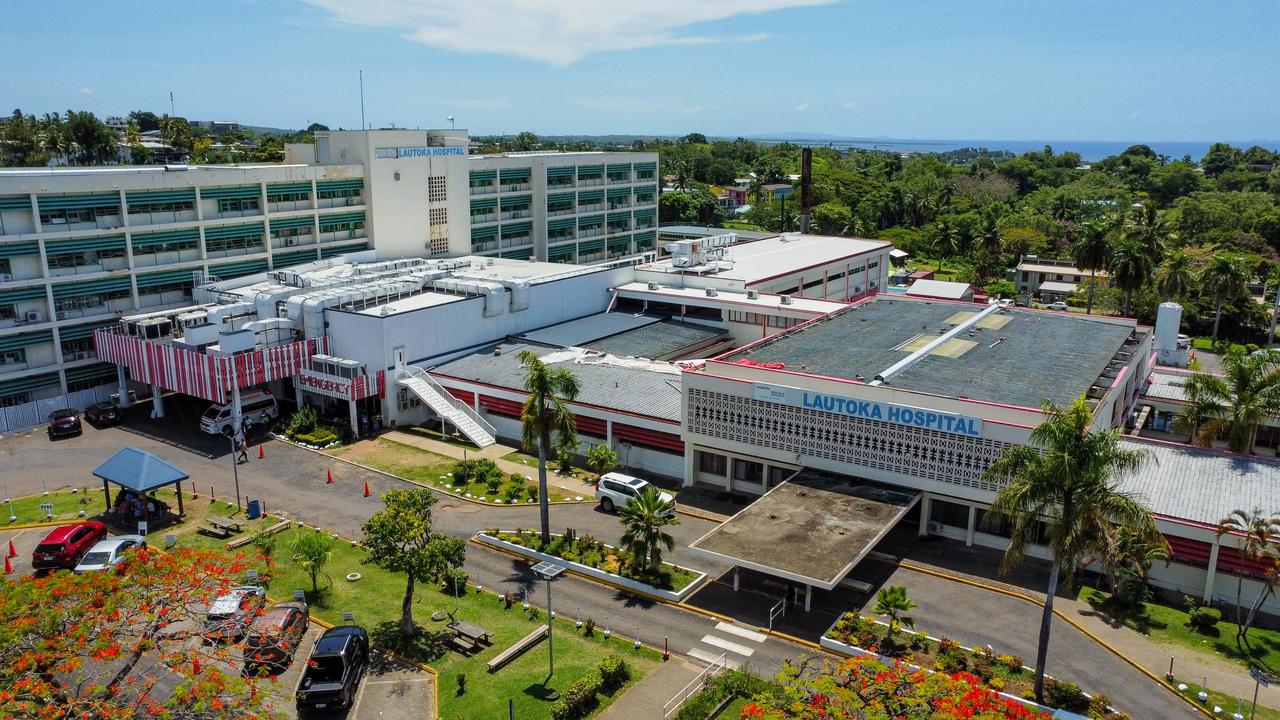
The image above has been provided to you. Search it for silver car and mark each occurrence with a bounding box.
[74,535,144,572]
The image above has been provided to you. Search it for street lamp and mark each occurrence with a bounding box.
[229,430,242,511]
[447,115,455,130]
[532,561,565,699]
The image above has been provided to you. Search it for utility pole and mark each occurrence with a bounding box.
[1269,279,1279,347]
[359,70,366,130]
[169,91,175,117]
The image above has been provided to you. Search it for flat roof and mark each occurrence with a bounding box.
[689,471,918,589]
[590,320,726,359]
[722,296,1139,409]
[637,233,890,285]
[1118,439,1280,527]
[905,279,971,299]
[1143,370,1191,403]
[431,341,683,422]
[614,282,845,314]
[518,312,658,347]
[1038,281,1079,293]
[657,225,778,241]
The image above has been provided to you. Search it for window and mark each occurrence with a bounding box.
[698,451,726,475]
[206,233,264,253]
[0,304,15,320]
[317,187,361,200]
[1021,271,1029,282]
[39,203,119,226]
[802,278,825,291]
[930,499,970,529]
[271,226,313,241]
[137,280,192,297]
[133,238,197,256]
[732,459,763,484]
[375,148,397,159]
[218,197,259,213]
[867,261,879,269]
[129,200,194,214]
[0,391,31,407]
[430,207,448,227]
[428,176,447,203]
[0,349,25,366]
[60,337,92,357]
[267,190,309,204]
[46,248,125,270]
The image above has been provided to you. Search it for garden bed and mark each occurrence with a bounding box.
[821,612,1127,719]
[476,530,706,602]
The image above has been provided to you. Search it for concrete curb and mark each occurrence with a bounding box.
[673,505,729,523]
[890,558,1215,718]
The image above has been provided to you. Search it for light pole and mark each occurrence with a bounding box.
[532,561,565,700]
[229,430,242,511]
[447,115,455,130]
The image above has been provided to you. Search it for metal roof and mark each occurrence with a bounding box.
[1118,440,1280,526]
[518,313,658,348]
[905,279,972,299]
[1038,281,1080,294]
[1145,371,1190,403]
[431,342,683,422]
[92,446,189,492]
[590,320,726,359]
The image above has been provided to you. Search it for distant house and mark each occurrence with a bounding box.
[905,279,974,302]
[764,183,794,200]
[717,186,748,210]
[1015,255,1108,301]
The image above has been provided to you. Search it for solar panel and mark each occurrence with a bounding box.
[531,561,565,579]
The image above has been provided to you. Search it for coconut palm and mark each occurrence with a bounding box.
[933,219,960,273]
[518,350,580,546]
[1124,202,1170,264]
[872,585,917,638]
[1103,525,1169,606]
[1175,349,1280,453]
[1154,249,1195,301]
[1108,240,1154,317]
[618,487,678,574]
[981,396,1157,703]
[1072,221,1112,315]
[1216,509,1280,638]
[291,531,335,593]
[974,210,1003,257]
[1201,254,1248,342]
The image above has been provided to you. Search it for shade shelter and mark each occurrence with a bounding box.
[92,446,188,526]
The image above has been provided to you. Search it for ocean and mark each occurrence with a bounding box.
[747,137,1280,162]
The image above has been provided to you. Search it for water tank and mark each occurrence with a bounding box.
[1154,302,1189,367]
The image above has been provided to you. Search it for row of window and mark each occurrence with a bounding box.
[723,310,805,329]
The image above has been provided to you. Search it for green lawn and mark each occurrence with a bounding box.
[400,425,485,451]
[501,450,602,488]
[1170,675,1280,720]
[715,696,753,719]
[489,530,701,593]
[1080,587,1280,674]
[240,527,660,719]
[1191,336,1249,354]
[3,488,97,524]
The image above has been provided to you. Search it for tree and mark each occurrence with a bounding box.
[1124,202,1169,263]
[932,219,960,272]
[745,655,1049,719]
[513,131,539,151]
[1177,349,1280,453]
[306,122,330,132]
[291,530,335,593]
[1103,525,1169,607]
[555,433,579,475]
[1200,254,1249,341]
[1072,221,1111,315]
[1108,240,1153,317]
[63,110,116,165]
[361,488,466,637]
[584,443,619,476]
[1215,509,1280,638]
[981,396,1157,703]
[0,547,275,718]
[1154,249,1195,300]
[618,486,678,574]
[519,350,580,546]
[871,586,917,638]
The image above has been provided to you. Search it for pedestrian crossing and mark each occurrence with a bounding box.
[687,621,768,670]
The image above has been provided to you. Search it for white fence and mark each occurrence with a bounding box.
[662,651,727,719]
[0,385,118,434]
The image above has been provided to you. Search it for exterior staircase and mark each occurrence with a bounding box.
[396,366,497,448]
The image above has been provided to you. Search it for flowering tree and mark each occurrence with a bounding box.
[0,546,281,719]
[741,655,1049,720]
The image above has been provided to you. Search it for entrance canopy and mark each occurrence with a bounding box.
[690,471,918,590]
[92,445,189,518]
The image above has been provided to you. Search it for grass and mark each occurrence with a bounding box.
[3,488,98,524]
[715,696,753,719]
[229,526,660,719]
[401,425,485,451]
[489,530,701,593]
[1191,336,1250,354]
[1170,675,1280,719]
[501,450,602,488]
[1079,587,1280,674]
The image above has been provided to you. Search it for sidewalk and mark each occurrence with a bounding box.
[597,656,706,720]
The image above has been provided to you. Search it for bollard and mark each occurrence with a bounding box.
[664,636,669,661]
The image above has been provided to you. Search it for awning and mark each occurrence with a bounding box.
[1038,281,1078,294]
[889,249,910,259]
[92,446,189,493]
[690,471,918,590]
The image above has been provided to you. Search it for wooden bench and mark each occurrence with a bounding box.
[197,524,231,539]
[226,519,290,549]
[449,634,478,654]
[486,626,547,673]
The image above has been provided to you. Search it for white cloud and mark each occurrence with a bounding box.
[302,0,834,66]
[795,103,809,112]
[841,100,856,109]
[78,86,93,96]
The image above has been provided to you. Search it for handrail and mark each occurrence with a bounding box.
[662,651,726,718]
[400,365,497,439]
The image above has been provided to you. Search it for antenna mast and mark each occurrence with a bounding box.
[359,70,366,130]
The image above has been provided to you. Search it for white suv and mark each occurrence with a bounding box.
[594,472,676,516]
[1045,301,1069,311]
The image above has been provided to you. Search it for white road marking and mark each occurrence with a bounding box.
[362,678,431,685]
[700,634,756,657]
[689,647,741,669]
[714,622,768,644]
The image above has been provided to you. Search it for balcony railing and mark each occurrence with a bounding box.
[500,210,532,221]
[547,208,576,217]
[470,185,498,196]
[500,183,531,193]
[471,212,497,225]
[577,178,604,187]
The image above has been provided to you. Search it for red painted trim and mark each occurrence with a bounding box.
[1109,364,1129,389]
[617,287,839,315]
[445,387,475,405]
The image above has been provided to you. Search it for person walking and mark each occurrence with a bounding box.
[235,427,248,463]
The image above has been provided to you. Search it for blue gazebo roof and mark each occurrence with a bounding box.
[92,446,189,493]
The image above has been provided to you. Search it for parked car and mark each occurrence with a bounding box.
[1046,301,1069,311]
[31,521,108,572]
[202,585,268,643]
[594,472,676,516]
[84,401,122,426]
[73,534,144,573]
[47,409,82,438]
[295,625,369,711]
[244,601,310,667]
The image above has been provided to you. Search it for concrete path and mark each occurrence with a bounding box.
[597,656,706,720]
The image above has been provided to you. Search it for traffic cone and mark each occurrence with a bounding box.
[192,657,201,675]
[4,555,12,574]
[7,539,15,558]
[326,469,333,485]
[363,481,370,498]
[259,444,265,460]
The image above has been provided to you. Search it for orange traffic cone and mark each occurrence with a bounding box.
[259,444,265,459]
[363,481,370,498]
[7,539,15,558]
[192,657,201,674]
[4,555,12,574]
[326,469,333,485]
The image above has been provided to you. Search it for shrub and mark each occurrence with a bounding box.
[510,472,526,484]
[503,592,513,609]
[286,406,317,435]
[1088,693,1113,717]
[503,484,523,502]
[550,671,601,720]
[293,427,339,446]
[598,655,630,693]
[525,483,539,501]
[527,605,542,621]
[998,654,1024,673]
[443,567,468,595]
[584,618,595,637]
[1188,606,1221,632]
[1044,679,1087,711]
[455,672,466,696]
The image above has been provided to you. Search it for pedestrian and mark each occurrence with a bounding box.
[235,427,248,463]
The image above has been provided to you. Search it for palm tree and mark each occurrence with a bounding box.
[1175,349,1280,453]
[1124,202,1169,264]
[1072,221,1112,315]
[933,219,960,273]
[518,350,580,546]
[872,585,917,638]
[1154,249,1195,301]
[1216,509,1280,638]
[981,396,1157,703]
[618,487,678,574]
[1103,525,1169,604]
[291,531,335,593]
[1108,240,1154,317]
[1201,254,1249,342]
[975,211,1003,257]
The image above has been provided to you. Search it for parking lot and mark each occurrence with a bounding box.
[274,626,434,720]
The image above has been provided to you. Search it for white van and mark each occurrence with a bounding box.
[200,389,279,435]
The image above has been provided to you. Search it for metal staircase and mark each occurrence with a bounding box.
[396,365,497,448]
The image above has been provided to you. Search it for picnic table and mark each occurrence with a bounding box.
[208,516,244,533]
[449,620,493,645]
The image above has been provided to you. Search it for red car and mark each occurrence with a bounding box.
[32,521,108,571]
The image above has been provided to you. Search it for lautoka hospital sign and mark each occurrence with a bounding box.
[752,382,983,437]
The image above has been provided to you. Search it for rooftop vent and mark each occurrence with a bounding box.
[780,294,793,305]
[705,288,717,297]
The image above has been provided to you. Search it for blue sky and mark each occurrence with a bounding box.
[3,0,1278,141]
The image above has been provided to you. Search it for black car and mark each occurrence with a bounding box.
[47,409,82,438]
[84,401,121,426]
[295,625,368,711]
